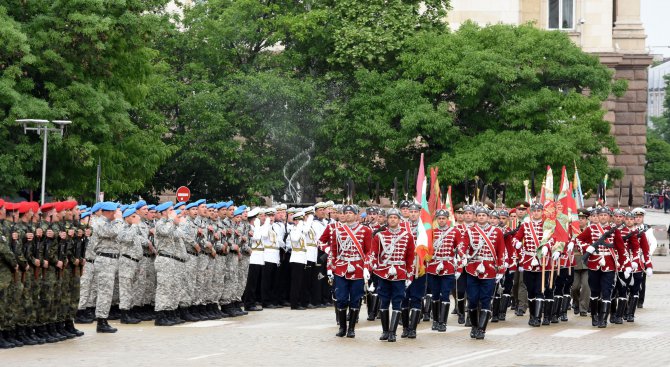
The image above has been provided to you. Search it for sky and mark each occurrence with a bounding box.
[642,0,670,56]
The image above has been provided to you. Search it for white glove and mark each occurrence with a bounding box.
[541,247,548,257]
[368,283,376,292]
[514,240,522,250]
[405,280,412,289]
[346,263,355,273]
[624,267,632,279]
[476,262,485,274]
[646,268,653,277]
[327,269,333,277]
[363,268,370,281]
[552,251,560,261]
[253,218,261,228]
[567,242,574,252]
[531,257,539,267]
[495,273,503,281]
[586,246,596,254]
[455,271,461,279]
[631,262,639,271]
[436,262,444,273]
[388,266,397,277]
[598,258,606,267]
[519,267,525,273]
[264,217,271,226]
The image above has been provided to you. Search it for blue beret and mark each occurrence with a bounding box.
[155,202,173,213]
[238,205,248,212]
[194,199,206,206]
[147,204,156,210]
[227,200,234,207]
[174,202,185,209]
[81,211,91,219]
[122,208,137,218]
[100,202,118,212]
[175,209,182,215]
[185,202,198,210]
[135,200,147,209]
[206,203,215,209]
[215,202,226,210]
[233,207,245,216]
[91,202,103,213]
[120,204,128,212]
[77,205,88,211]
[220,202,231,209]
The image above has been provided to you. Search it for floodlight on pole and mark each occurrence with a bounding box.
[16,119,73,205]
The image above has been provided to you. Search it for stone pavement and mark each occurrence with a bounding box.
[2,275,669,367]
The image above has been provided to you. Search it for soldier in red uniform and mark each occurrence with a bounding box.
[627,208,653,321]
[370,208,415,342]
[425,209,463,332]
[573,207,629,328]
[494,209,516,322]
[609,210,639,324]
[319,205,372,338]
[512,203,554,327]
[455,205,475,325]
[462,206,505,340]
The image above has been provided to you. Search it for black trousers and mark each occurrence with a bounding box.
[588,270,615,301]
[305,261,321,305]
[277,249,292,303]
[261,262,279,306]
[502,270,514,295]
[554,267,574,296]
[243,263,263,308]
[523,271,543,300]
[289,262,308,307]
[638,272,647,304]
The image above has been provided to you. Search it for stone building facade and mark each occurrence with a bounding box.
[448,0,652,204]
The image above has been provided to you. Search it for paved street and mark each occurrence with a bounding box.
[2,274,669,367]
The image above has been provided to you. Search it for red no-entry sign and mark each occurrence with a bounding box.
[176,186,191,202]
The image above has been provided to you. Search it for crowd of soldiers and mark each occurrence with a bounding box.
[0,196,657,348]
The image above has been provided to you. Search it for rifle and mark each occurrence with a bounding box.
[503,226,521,239]
[581,224,624,265]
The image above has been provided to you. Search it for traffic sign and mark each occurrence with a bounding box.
[176,186,191,202]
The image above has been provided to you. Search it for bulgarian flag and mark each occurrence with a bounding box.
[573,161,585,209]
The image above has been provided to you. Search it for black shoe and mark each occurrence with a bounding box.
[560,296,570,322]
[367,294,379,321]
[400,308,410,338]
[96,318,117,333]
[407,308,421,339]
[457,299,466,324]
[335,309,347,337]
[37,325,58,343]
[75,309,94,324]
[542,300,552,326]
[491,297,500,323]
[346,308,359,338]
[468,309,479,338]
[438,302,449,332]
[627,296,638,322]
[379,309,390,341]
[120,310,141,324]
[65,320,84,337]
[499,294,510,321]
[154,311,175,326]
[598,301,611,328]
[0,331,15,349]
[14,328,35,346]
[475,310,491,340]
[291,306,306,310]
[422,296,432,322]
[108,305,120,320]
[48,323,66,342]
[180,307,200,322]
[573,304,580,315]
[388,310,400,342]
[431,300,440,331]
[246,305,262,312]
[26,327,45,345]
[528,299,541,327]
[580,311,588,317]
[590,298,599,327]
[306,304,317,310]
[172,310,185,324]
[550,296,561,323]
[613,299,626,325]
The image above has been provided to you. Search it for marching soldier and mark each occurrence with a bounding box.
[573,207,629,328]
[511,202,531,316]
[462,206,505,340]
[628,208,654,321]
[76,203,102,324]
[243,207,264,311]
[93,202,124,333]
[0,199,21,349]
[425,209,463,332]
[401,203,426,338]
[288,211,308,309]
[454,205,474,325]
[609,210,640,324]
[632,208,655,309]
[117,207,145,324]
[570,208,591,317]
[370,208,414,342]
[319,204,372,339]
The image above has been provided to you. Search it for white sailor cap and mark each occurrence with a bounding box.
[304,206,315,214]
[315,202,328,209]
[266,208,277,215]
[326,201,335,208]
[275,204,287,211]
[631,207,646,215]
[293,211,305,220]
[247,208,260,218]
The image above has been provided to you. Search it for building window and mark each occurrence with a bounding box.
[549,0,574,30]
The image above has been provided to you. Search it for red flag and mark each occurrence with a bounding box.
[444,185,455,227]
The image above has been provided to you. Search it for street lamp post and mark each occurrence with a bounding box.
[16,119,72,205]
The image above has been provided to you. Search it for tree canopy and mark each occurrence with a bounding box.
[0,1,628,204]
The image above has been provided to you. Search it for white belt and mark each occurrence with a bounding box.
[339,256,361,262]
[433,256,454,261]
[385,261,405,266]
[472,256,494,261]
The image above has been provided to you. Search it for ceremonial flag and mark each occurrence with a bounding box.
[428,167,442,214]
[603,174,609,205]
[557,165,579,238]
[415,153,426,204]
[415,176,433,276]
[543,166,554,204]
[523,180,531,203]
[444,185,455,227]
[573,161,584,209]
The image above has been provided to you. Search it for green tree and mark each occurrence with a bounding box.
[646,73,670,190]
[0,1,174,201]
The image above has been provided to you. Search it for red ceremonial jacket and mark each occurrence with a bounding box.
[319,222,372,280]
[426,225,463,276]
[575,223,628,272]
[513,220,554,272]
[370,226,415,281]
[462,224,505,279]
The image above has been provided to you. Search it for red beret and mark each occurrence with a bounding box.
[18,202,30,214]
[40,202,56,212]
[0,199,4,208]
[30,202,40,213]
[63,200,77,211]
[509,208,517,215]
[4,202,16,211]
[54,202,65,212]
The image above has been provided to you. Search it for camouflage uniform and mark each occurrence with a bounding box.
[78,216,100,311]
[94,217,124,319]
[179,217,199,309]
[0,231,19,341]
[117,223,144,311]
[154,218,188,312]
[235,220,252,304]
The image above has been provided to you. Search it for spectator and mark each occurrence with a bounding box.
[664,187,670,213]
